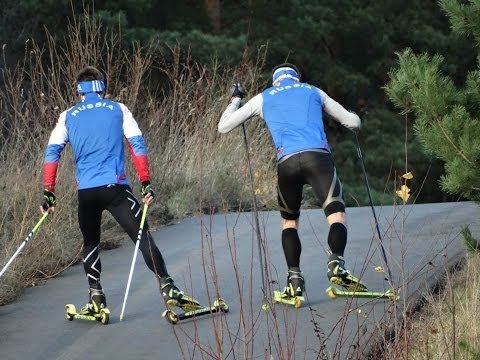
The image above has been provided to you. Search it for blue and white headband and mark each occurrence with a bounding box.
[272,67,299,86]
[77,80,105,94]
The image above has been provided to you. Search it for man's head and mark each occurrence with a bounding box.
[272,63,300,87]
[76,66,105,95]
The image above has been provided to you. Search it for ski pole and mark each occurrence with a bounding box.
[241,124,268,297]
[353,131,393,282]
[0,212,49,278]
[120,203,148,321]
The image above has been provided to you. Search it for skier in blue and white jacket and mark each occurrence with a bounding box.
[41,66,199,314]
[218,63,367,297]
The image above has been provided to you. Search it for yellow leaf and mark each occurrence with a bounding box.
[402,172,413,179]
[396,185,410,202]
[374,266,384,273]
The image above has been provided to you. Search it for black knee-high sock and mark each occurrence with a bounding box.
[328,223,347,256]
[282,228,301,270]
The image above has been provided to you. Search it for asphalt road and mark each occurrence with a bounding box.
[0,202,478,360]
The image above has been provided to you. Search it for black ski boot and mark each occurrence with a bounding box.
[327,255,367,292]
[283,270,305,298]
[81,287,107,315]
[160,277,201,312]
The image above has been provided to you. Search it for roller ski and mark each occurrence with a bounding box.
[162,297,229,325]
[326,285,399,301]
[273,270,305,309]
[325,255,399,301]
[65,288,110,325]
[160,277,229,324]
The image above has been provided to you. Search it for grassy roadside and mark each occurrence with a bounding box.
[375,245,480,359]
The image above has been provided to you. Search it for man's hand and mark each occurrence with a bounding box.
[41,189,56,214]
[346,110,361,132]
[141,181,155,205]
[230,80,246,99]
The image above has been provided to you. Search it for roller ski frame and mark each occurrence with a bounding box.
[65,304,110,325]
[162,298,229,325]
[326,285,399,301]
[272,290,304,308]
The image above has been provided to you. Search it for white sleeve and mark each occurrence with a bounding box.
[47,111,68,145]
[119,103,142,138]
[218,94,263,133]
[319,89,361,130]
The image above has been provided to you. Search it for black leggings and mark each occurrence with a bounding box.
[277,150,345,220]
[78,184,168,287]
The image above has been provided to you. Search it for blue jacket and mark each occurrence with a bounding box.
[44,93,150,190]
[262,79,329,158]
[218,78,360,160]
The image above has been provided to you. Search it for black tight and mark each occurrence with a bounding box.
[78,184,168,287]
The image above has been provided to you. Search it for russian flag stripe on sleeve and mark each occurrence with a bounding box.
[127,135,150,182]
[121,103,150,182]
[43,162,59,188]
[43,143,65,188]
[44,144,64,162]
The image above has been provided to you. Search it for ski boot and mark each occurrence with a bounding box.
[65,287,110,324]
[284,270,305,298]
[80,287,108,315]
[327,255,367,292]
[273,270,305,308]
[160,277,201,312]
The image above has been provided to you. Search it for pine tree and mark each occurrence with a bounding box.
[385,0,480,202]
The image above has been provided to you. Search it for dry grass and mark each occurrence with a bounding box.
[385,253,480,360]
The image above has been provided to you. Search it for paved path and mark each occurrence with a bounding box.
[0,202,478,359]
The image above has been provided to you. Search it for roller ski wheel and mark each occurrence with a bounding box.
[213,298,229,313]
[162,309,179,325]
[65,304,110,325]
[272,291,304,309]
[65,304,76,321]
[326,285,399,301]
[162,298,230,325]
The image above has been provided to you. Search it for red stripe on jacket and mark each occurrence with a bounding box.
[43,162,59,191]
[128,144,151,183]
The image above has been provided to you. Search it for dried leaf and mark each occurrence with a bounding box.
[396,184,410,202]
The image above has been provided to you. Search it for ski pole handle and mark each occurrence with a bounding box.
[120,204,148,321]
[0,212,49,278]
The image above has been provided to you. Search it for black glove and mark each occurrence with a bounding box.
[141,181,155,199]
[42,189,56,211]
[230,80,246,99]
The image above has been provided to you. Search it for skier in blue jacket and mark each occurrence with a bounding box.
[218,63,366,298]
[41,66,199,314]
